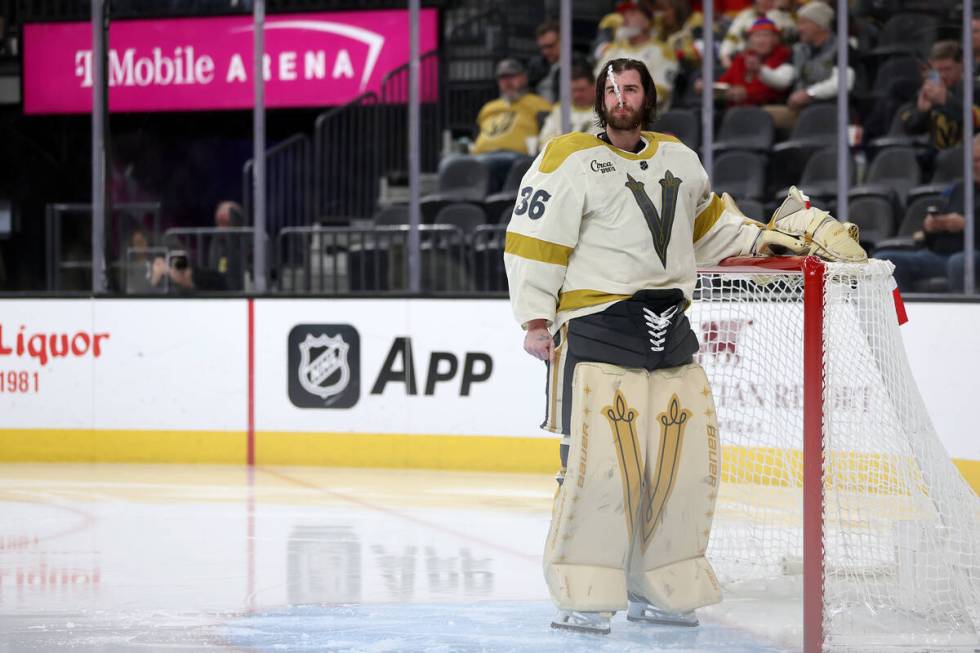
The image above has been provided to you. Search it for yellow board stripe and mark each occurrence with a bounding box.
[504,232,573,266]
[693,193,726,243]
[1,429,977,495]
[557,289,632,312]
[0,429,246,464]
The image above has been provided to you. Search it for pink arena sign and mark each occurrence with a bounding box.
[23,9,438,114]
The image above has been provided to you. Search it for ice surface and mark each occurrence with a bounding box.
[0,464,794,652]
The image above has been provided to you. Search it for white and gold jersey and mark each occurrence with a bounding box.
[504,131,763,332]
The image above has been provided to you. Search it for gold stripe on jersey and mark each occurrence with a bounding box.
[504,232,574,266]
[557,289,632,312]
[693,193,726,243]
[539,131,682,174]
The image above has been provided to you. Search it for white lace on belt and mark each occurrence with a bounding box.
[642,306,677,352]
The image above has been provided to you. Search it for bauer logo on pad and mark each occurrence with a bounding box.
[288,324,360,409]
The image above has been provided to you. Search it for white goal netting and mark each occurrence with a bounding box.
[692,258,980,651]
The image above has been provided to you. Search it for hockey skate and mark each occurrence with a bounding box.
[550,609,613,635]
[626,595,699,627]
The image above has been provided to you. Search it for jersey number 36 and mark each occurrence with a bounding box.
[515,187,552,220]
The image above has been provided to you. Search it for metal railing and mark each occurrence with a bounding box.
[243,133,311,234]
[471,224,507,294]
[379,50,442,175]
[277,224,481,294]
[46,202,161,292]
[313,91,381,222]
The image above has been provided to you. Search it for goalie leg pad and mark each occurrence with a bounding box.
[626,362,723,613]
[543,361,650,612]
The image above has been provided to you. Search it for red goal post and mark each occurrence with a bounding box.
[694,256,979,653]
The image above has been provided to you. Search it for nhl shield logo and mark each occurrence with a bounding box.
[288,324,360,408]
[298,333,351,400]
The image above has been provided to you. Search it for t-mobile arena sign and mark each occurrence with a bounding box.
[22,9,438,114]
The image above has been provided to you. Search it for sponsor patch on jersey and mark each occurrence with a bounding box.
[590,159,616,174]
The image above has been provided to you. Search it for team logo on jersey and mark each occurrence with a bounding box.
[624,170,683,268]
[590,160,616,174]
[485,112,516,138]
[288,324,360,408]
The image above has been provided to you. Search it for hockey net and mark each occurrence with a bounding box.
[691,257,980,652]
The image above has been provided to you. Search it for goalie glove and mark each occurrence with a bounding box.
[750,187,867,263]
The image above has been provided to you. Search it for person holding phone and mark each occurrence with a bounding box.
[902,40,977,150]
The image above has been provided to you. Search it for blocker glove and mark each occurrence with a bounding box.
[747,187,867,263]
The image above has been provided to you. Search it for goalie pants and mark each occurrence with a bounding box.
[540,291,723,613]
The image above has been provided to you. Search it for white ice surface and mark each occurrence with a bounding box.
[0,464,795,652]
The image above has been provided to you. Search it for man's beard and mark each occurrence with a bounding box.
[605,104,644,130]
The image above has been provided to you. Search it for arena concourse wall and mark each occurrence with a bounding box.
[0,297,977,493]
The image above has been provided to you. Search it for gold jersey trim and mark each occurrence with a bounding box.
[539,131,682,174]
[557,289,632,312]
[693,193,726,243]
[504,232,574,266]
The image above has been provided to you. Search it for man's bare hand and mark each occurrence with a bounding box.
[788,89,811,110]
[726,85,748,103]
[523,319,555,362]
[940,213,966,232]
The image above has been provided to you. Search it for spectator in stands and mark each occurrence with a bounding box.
[151,250,227,294]
[537,65,597,149]
[527,20,592,104]
[207,200,245,291]
[653,0,703,69]
[719,0,795,69]
[123,226,156,293]
[471,59,552,191]
[594,1,679,113]
[874,134,980,293]
[901,41,978,151]
[764,1,854,130]
[709,18,792,107]
[688,0,753,19]
[527,21,561,103]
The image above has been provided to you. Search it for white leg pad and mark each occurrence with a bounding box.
[627,362,722,612]
[543,362,645,612]
[542,361,723,613]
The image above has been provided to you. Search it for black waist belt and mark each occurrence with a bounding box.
[565,289,697,372]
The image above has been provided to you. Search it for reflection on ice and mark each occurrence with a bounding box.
[221,602,791,653]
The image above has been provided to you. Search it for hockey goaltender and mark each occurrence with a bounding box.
[503,57,865,635]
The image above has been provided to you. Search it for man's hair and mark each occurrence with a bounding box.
[594,58,657,128]
[536,20,560,39]
[930,40,963,63]
[571,64,594,84]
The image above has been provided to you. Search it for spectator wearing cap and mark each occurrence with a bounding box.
[537,65,598,150]
[761,1,855,130]
[901,40,980,151]
[719,0,795,69]
[471,59,552,190]
[594,1,679,113]
[712,18,792,106]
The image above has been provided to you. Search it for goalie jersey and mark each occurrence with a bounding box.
[504,131,763,332]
